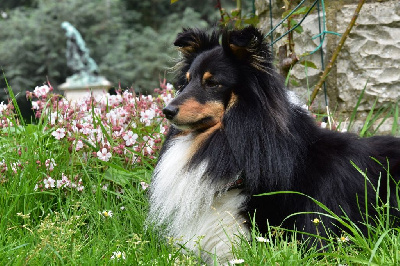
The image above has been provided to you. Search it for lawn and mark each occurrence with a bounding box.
[0,80,399,265]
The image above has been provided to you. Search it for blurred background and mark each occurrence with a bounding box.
[0,0,254,96]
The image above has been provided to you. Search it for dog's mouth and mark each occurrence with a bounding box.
[171,116,220,131]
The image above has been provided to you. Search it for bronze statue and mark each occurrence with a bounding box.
[61,21,101,84]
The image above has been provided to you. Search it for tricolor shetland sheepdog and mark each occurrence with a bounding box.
[148,26,400,263]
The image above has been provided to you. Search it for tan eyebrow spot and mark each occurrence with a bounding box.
[202,71,212,82]
[186,72,190,81]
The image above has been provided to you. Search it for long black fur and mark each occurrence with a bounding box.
[157,26,400,246]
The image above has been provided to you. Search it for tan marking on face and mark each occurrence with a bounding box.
[173,98,225,130]
[186,72,191,81]
[202,71,212,83]
[227,92,238,110]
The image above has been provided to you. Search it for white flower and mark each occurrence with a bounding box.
[0,101,7,115]
[97,148,112,162]
[45,158,57,171]
[140,108,156,126]
[255,236,269,243]
[99,210,113,218]
[337,236,350,243]
[31,101,39,110]
[229,258,244,265]
[52,128,66,140]
[110,251,126,260]
[75,140,84,151]
[140,181,149,190]
[43,176,55,189]
[320,122,327,129]
[33,85,50,98]
[123,131,138,146]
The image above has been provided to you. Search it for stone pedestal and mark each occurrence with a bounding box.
[59,74,112,101]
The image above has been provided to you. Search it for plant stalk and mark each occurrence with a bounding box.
[309,0,366,106]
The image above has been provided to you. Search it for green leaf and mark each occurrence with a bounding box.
[231,9,240,17]
[282,6,311,19]
[291,20,303,33]
[104,167,134,187]
[170,0,179,3]
[300,60,318,69]
[243,16,259,26]
[290,79,299,87]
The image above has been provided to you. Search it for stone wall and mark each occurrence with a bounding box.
[255,0,400,133]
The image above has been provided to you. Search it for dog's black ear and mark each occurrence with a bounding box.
[174,28,219,58]
[222,26,270,67]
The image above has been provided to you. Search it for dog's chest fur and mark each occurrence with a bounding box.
[148,133,249,262]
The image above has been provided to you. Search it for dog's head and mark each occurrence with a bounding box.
[163,26,285,132]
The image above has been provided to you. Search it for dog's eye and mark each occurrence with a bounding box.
[205,79,221,88]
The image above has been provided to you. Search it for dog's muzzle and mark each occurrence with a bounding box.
[163,105,179,120]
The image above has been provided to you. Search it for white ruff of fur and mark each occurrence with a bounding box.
[148,134,250,262]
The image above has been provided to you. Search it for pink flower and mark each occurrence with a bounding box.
[97,148,112,162]
[45,158,56,171]
[57,173,71,188]
[52,128,66,140]
[75,140,84,151]
[33,85,50,98]
[123,131,138,146]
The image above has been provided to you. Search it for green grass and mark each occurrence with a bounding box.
[0,82,399,265]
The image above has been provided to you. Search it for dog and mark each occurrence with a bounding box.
[148,26,400,263]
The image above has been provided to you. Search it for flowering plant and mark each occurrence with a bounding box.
[0,80,174,194]
[26,80,173,165]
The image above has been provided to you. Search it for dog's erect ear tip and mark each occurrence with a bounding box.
[173,28,196,47]
[229,26,262,46]
[222,26,265,60]
[173,28,220,56]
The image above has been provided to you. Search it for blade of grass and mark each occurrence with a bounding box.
[391,101,399,135]
[348,82,367,132]
[359,98,377,137]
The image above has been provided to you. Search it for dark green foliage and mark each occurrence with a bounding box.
[0,0,209,97]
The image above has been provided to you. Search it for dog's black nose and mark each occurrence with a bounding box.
[163,105,179,120]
